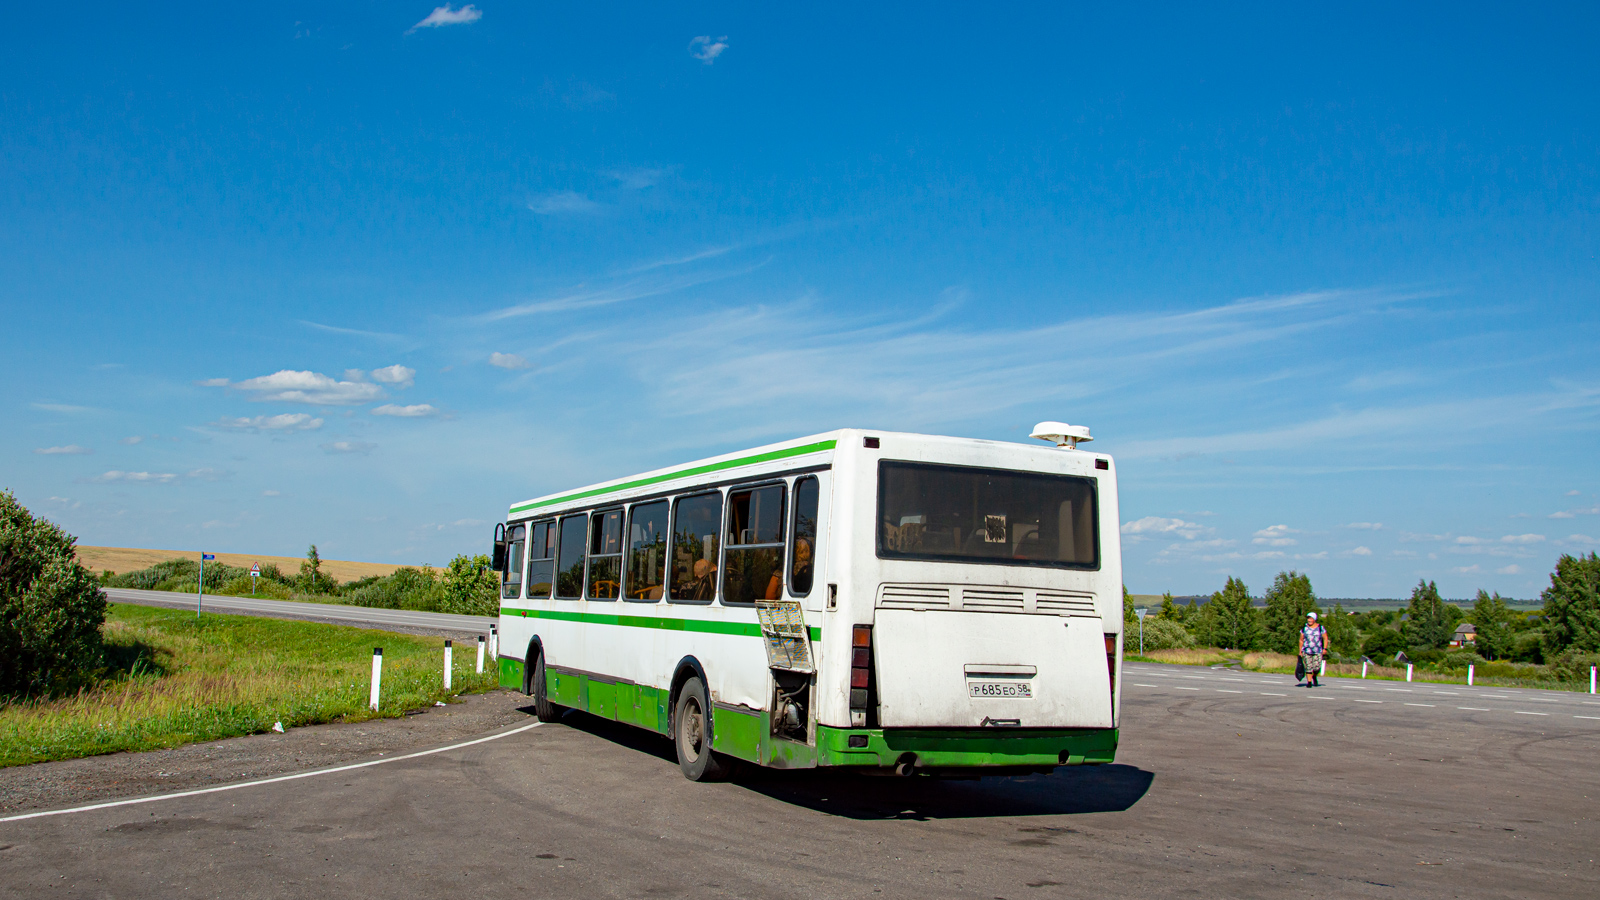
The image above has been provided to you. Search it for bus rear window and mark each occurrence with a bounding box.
[877,461,1099,569]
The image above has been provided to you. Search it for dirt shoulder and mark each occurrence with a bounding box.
[0,689,534,816]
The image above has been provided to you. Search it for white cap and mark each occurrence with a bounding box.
[1307,612,1319,620]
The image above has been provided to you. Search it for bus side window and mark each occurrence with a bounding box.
[554,514,588,599]
[668,492,722,603]
[525,521,555,599]
[502,523,525,599]
[626,500,669,601]
[789,476,819,597]
[587,508,623,600]
[722,484,785,606]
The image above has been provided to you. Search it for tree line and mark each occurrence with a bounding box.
[1124,555,1600,678]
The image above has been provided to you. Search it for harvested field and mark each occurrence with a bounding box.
[76,546,416,584]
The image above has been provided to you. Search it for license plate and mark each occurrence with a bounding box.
[968,681,1032,698]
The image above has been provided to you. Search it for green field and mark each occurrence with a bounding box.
[0,604,497,768]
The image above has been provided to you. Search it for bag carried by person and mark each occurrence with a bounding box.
[1295,656,1306,680]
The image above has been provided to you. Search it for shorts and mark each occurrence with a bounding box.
[1302,652,1324,674]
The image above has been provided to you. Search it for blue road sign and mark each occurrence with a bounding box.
[201,553,215,560]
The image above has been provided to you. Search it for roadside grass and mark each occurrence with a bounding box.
[0,603,498,768]
[1128,647,1593,692]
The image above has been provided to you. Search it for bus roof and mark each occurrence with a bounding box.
[507,430,844,517]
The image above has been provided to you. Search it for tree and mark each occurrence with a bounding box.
[1541,552,1600,654]
[1403,580,1451,650]
[1199,577,1263,650]
[1123,585,1135,625]
[0,490,107,698]
[1262,570,1319,654]
[1325,604,1359,657]
[297,544,338,595]
[1471,590,1515,660]
[1157,592,1178,620]
[439,554,499,616]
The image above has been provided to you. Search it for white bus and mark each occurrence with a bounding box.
[492,425,1123,780]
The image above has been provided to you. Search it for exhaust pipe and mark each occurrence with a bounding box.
[894,754,919,777]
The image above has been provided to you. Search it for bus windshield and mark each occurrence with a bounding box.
[877,461,1099,568]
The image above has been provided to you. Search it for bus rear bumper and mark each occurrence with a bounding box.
[815,725,1118,771]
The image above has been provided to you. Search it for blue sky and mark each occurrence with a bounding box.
[3,3,1596,599]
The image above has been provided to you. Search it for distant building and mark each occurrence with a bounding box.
[1449,622,1477,648]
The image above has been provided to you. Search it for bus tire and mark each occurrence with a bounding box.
[533,653,562,723]
[672,676,731,782]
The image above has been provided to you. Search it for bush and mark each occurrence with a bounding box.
[438,554,498,616]
[1125,617,1196,653]
[0,490,108,698]
[1511,630,1546,664]
[1437,650,1485,672]
[1546,648,1600,683]
[1361,628,1405,660]
[344,567,442,611]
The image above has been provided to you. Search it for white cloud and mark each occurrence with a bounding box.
[1550,511,1576,519]
[1453,564,1482,574]
[689,35,728,64]
[1568,490,1583,496]
[1349,546,1373,556]
[1345,522,1383,530]
[87,471,178,484]
[408,4,481,33]
[1496,565,1521,575]
[1560,534,1599,545]
[371,404,438,418]
[121,436,143,445]
[369,365,416,387]
[343,369,369,382]
[1252,524,1299,547]
[1457,534,1545,545]
[321,441,376,455]
[528,191,600,215]
[227,370,385,405]
[1551,506,1599,519]
[34,445,92,455]
[32,402,95,413]
[489,352,530,370]
[608,167,666,190]
[1121,516,1210,540]
[186,468,229,481]
[214,413,325,432]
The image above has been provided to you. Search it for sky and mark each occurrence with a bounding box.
[2,3,1596,599]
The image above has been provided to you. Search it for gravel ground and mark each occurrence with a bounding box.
[0,689,535,816]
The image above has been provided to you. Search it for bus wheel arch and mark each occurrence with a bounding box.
[668,656,708,734]
[521,637,545,695]
[669,660,731,782]
[527,637,563,723]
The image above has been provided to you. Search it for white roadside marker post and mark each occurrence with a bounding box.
[1320,659,1327,677]
[369,648,383,712]
[1406,663,1414,683]
[476,635,485,674]
[1362,659,1369,679]
[444,640,453,691]
[489,624,498,661]
[1591,666,1596,695]
[1468,664,1474,686]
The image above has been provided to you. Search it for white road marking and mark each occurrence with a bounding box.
[1260,692,1287,696]
[1383,688,1412,693]
[0,721,543,823]
[1405,703,1435,708]
[1176,687,1200,691]
[1459,707,1490,711]
[1576,716,1600,721]
[1430,691,1458,696]
[1133,683,1159,688]
[1514,711,1548,716]
[1352,699,1383,704]
[1309,696,1337,701]
[1217,690,1242,693]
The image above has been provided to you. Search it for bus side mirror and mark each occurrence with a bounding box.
[491,523,507,573]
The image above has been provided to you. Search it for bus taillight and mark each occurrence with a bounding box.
[1104,634,1117,697]
[851,625,876,728]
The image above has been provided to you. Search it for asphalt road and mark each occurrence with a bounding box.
[104,587,494,635]
[4,663,1595,898]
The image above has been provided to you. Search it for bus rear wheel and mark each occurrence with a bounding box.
[533,654,562,723]
[673,676,731,782]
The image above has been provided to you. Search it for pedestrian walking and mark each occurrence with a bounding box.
[1298,612,1327,688]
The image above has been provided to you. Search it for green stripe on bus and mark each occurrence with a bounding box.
[508,439,837,514]
[502,606,822,642]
